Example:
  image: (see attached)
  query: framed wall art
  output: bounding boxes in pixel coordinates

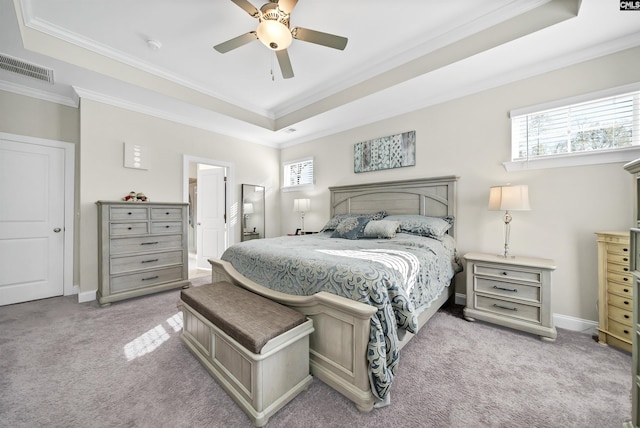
[354,130,416,173]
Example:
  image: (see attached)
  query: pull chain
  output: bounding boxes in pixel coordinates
[270,52,275,81]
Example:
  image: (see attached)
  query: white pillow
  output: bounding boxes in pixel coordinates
[363,220,401,239]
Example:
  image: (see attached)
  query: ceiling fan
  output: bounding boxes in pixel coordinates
[213,0,348,79]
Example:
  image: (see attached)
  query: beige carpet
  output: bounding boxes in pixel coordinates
[0,280,632,427]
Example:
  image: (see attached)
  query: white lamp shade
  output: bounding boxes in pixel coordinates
[293,198,311,213]
[488,185,531,211]
[243,203,254,214]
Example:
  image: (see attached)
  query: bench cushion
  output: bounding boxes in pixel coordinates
[180,282,307,354]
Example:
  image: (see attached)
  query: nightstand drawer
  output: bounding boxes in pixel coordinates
[607,318,632,342]
[474,295,540,324]
[608,292,632,311]
[475,278,540,303]
[608,305,632,327]
[474,265,541,284]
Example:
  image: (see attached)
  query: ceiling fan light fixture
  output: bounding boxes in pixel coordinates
[256,20,292,51]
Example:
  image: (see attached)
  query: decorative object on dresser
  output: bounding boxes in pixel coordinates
[463,252,557,341]
[96,201,189,306]
[596,231,632,353]
[488,184,531,258]
[293,198,310,232]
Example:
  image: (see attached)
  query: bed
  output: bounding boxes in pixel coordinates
[209,176,460,412]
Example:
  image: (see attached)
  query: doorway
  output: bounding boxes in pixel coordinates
[183,156,235,279]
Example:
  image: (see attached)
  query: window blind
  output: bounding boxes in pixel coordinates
[511,90,639,161]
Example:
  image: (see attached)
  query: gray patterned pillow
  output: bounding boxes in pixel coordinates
[320,211,387,232]
[330,216,372,239]
[363,220,401,239]
[384,215,453,240]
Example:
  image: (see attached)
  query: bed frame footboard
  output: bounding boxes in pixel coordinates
[210,258,378,412]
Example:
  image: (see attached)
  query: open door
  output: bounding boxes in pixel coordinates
[196,165,226,269]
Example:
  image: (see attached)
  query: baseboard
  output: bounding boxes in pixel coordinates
[453,294,598,335]
[77,288,97,303]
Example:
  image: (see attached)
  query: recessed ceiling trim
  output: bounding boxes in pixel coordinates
[0,79,77,107]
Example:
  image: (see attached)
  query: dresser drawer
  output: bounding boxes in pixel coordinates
[607,243,630,256]
[110,234,183,255]
[608,318,632,343]
[110,207,148,221]
[608,292,632,311]
[110,222,149,236]
[474,264,541,284]
[151,207,183,220]
[110,250,183,275]
[474,295,540,324]
[607,252,631,267]
[151,222,183,234]
[608,271,633,286]
[111,266,184,293]
[475,278,540,303]
[608,305,633,327]
[608,281,633,299]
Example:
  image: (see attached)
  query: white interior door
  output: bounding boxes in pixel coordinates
[0,139,65,306]
[196,166,226,269]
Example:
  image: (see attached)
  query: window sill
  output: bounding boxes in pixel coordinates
[281,184,315,193]
[503,147,640,171]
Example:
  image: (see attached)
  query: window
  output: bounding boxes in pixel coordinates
[282,157,314,191]
[506,85,640,171]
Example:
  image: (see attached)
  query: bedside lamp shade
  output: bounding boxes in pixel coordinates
[488,185,530,258]
[293,198,311,231]
[488,185,531,212]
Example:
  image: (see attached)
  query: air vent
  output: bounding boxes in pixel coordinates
[0,53,54,84]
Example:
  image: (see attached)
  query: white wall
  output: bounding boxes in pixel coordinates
[280,46,640,322]
[78,99,280,293]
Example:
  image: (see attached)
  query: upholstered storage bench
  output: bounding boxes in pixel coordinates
[178,281,314,427]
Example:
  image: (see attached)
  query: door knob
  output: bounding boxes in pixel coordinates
[53,228,62,233]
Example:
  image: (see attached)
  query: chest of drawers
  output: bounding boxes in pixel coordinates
[463,252,557,341]
[97,201,189,306]
[596,231,632,352]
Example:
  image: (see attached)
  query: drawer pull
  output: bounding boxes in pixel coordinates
[127,227,132,230]
[624,330,630,335]
[166,212,170,215]
[625,314,630,319]
[142,275,159,281]
[624,268,629,272]
[624,258,629,262]
[141,259,159,264]
[141,242,159,245]
[501,271,508,276]
[493,303,517,311]
[166,225,170,228]
[624,288,630,293]
[493,285,517,293]
[624,277,629,282]
[624,248,629,252]
[128,212,132,215]
[625,300,630,305]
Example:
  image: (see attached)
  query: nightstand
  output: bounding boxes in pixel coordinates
[463,252,557,341]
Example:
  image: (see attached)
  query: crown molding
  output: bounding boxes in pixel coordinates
[0,79,78,107]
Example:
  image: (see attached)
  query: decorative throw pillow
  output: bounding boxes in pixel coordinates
[330,216,372,239]
[363,220,401,239]
[320,211,387,232]
[384,215,453,240]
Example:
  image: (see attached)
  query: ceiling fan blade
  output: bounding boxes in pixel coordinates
[275,49,294,79]
[277,0,298,14]
[213,31,258,53]
[291,27,348,50]
[230,0,260,18]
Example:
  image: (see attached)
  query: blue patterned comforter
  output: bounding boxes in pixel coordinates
[220,232,462,401]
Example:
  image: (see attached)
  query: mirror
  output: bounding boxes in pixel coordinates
[241,184,265,241]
